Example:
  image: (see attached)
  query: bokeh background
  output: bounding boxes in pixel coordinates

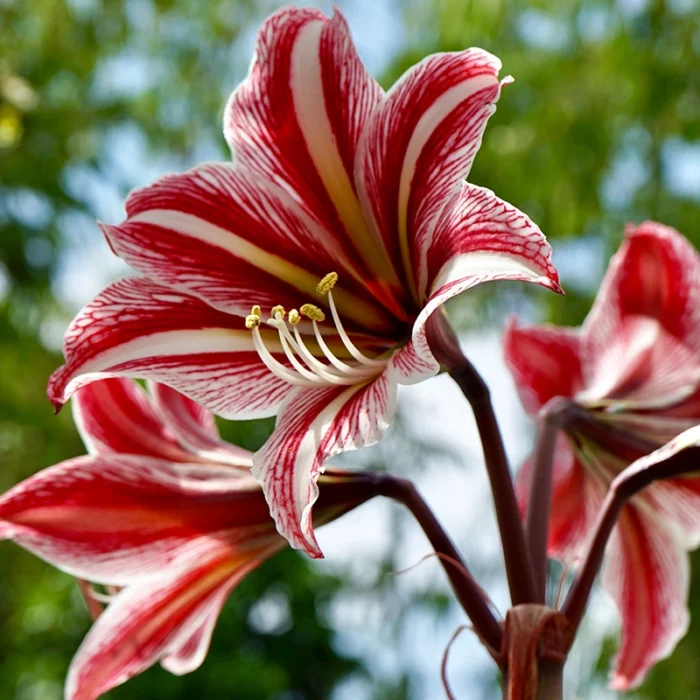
[2,0,700,698]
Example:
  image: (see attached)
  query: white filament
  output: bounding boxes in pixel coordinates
[252,327,320,387]
[251,306,387,388]
[327,290,387,367]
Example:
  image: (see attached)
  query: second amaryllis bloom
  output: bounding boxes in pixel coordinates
[504,221,700,689]
[47,6,560,556]
[0,378,379,700]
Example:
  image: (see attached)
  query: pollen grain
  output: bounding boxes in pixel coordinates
[245,314,261,329]
[300,303,326,322]
[288,309,301,325]
[316,272,338,297]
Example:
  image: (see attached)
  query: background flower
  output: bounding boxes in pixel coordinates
[0,379,380,699]
[506,222,700,689]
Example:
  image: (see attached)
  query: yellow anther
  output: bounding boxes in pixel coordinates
[245,314,261,329]
[271,304,286,319]
[316,271,338,297]
[300,303,326,323]
[288,309,301,325]
[251,305,262,318]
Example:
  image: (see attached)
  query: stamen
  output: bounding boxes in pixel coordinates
[300,303,326,323]
[309,320,364,374]
[316,271,338,296]
[270,317,367,386]
[295,329,377,382]
[246,274,389,389]
[326,288,385,367]
[245,314,261,329]
[250,326,319,387]
[271,319,327,382]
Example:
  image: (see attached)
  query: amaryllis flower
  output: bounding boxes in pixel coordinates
[0,378,379,700]
[48,6,560,557]
[504,221,700,689]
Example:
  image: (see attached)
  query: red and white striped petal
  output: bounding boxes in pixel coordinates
[602,505,690,690]
[252,373,397,557]
[72,379,193,462]
[388,338,440,385]
[148,382,252,469]
[610,424,700,549]
[48,277,290,420]
[65,541,279,700]
[356,49,504,294]
[580,315,700,408]
[583,221,700,363]
[639,477,700,550]
[400,184,561,385]
[0,454,271,585]
[159,583,235,676]
[103,162,387,330]
[503,318,583,416]
[225,8,390,283]
[516,436,605,563]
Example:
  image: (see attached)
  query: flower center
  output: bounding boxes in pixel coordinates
[245,273,387,387]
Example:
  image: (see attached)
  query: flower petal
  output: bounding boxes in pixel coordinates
[252,373,397,557]
[608,424,700,549]
[583,221,700,362]
[0,454,271,585]
[579,315,700,408]
[65,542,277,700]
[356,49,504,293]
[148,382,252,469]
[159,586,233,676]
[503,317,582,415]
[603,505,689,690]
[224,8,395,284]
[48,277,290,419]
[103,162,388,330]
[400,184,561,385]
[72,378,193,462]
[387,338,440,385]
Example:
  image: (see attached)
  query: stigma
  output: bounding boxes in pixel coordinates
[245,274,387,387]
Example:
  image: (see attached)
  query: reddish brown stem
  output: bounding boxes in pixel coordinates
[426,313,537,606]
[502,662,564,700]
[500,604,571,700]
[560,488,622,631]
[526,397,574,604]
[374,473,503,652]
[562,445,700,632]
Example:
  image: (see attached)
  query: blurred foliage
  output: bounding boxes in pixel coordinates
[1,0,700,698]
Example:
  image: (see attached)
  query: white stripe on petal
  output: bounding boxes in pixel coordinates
[252,375,397,556]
